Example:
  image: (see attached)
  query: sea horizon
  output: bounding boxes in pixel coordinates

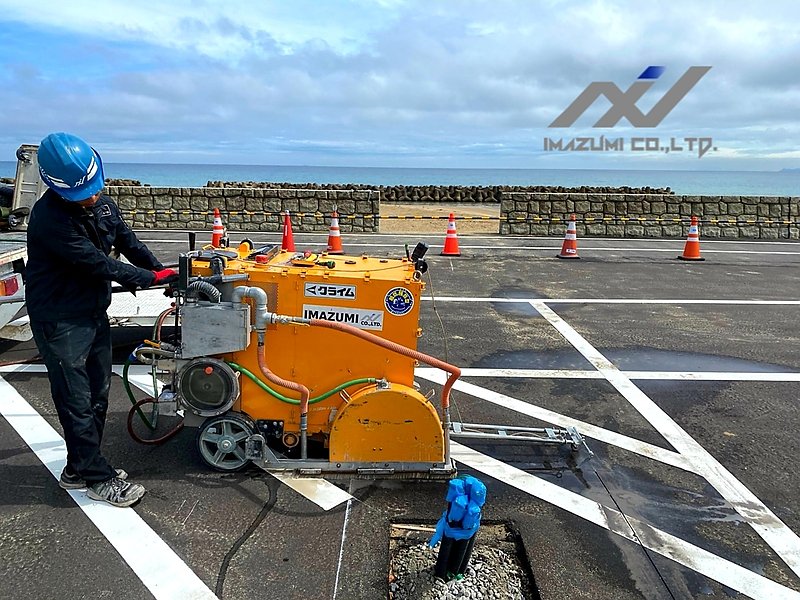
[1,161,798,196]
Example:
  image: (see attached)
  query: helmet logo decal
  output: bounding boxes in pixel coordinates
[39,168,71,189]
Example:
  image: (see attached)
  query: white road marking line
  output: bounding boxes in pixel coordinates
[452,442,800,600]
[0,377,217,600]
[431,367,800,382]
[0,364,47,373]
[415,370,693,472]
[541,299,800,304]
[134,236,800,255]
[5,363,354,512]
[133,232,800,256]
[617,371,800,381]
[0,364,161,392]
[332,482,354,600]
[422,297,800,304]
[111,365,161,396]
[269,473,353,511]
[9,364,795,384]
[136,232,800,246]
[530,300,800,580]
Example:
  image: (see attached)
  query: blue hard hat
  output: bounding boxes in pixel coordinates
[37,132,105,201]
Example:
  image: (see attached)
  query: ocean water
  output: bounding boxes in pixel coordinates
[1,161,798,196]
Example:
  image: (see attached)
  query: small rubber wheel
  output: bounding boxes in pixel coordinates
[196,412,254,472]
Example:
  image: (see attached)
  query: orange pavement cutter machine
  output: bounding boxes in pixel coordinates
[128,241,592,477]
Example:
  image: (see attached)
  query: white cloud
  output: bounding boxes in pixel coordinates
[0,0,397,57]
[1,0,799,168]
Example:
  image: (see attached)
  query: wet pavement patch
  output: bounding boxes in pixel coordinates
[602,347,797,373]
[473,348,593,370]
[388,522,537,599]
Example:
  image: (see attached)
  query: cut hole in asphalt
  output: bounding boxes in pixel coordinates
[388,521,538,600]
[490,287,547,318]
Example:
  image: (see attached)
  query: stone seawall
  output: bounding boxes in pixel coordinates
[101,185,800,239]
[500,193,800,239]
[104,187,380,232]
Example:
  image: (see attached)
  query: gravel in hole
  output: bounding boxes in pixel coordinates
[389,523,536,599]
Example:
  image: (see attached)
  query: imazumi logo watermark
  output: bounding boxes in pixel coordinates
[545,66,716,158]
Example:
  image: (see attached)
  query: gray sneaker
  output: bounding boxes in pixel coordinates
[59,468,128,490]
[87,477,146,507]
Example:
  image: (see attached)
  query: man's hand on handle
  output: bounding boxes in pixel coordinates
[151,268,179,286]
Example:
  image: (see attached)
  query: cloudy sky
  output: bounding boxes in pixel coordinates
[0,0,798,170]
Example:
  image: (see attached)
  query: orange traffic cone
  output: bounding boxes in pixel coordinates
[678,215,705,261]
[211,207,225,248]
[281,211,296,251]
[326,210,344,254]
[440,213,461,256]
[556,214,580,259]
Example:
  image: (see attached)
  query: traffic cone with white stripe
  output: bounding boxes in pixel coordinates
[211,207,226,248]
[440,213,461,256]
[281,211,296,251]
[678,215,705,261]
[326,210,344,254]
[556,214,580,259]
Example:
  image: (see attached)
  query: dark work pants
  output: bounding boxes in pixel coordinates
[31,315,116,484]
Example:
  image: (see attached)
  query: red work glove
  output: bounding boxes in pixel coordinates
[151,268,179,286]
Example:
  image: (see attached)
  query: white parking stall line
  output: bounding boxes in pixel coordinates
[529,300,800,581]
[422,296,800,305]
[112,364,161,396]
[449,368,604,379]
[452,442,800,600]
[0,377,218,600]
[621,371,800,381]
[269,473,354,511]
[132,235,800,255]
[7,363,352,512]
[0,363,47,374]
[415,369,693,472]
[136,232,800,245]
[444,367,800,382]
[14,364,793,383]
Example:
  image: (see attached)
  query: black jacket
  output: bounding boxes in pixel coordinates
[26,190,163,321]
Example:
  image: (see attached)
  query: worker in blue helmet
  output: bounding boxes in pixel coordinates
[26,132,178,507]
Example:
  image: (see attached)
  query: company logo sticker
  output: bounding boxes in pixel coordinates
[384,287,414,316]
[304,283,356,299]
[302,304,383,330]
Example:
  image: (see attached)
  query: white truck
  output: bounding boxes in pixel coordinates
[0,239,27,340]
[0,145,43,340]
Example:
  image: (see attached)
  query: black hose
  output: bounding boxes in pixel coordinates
[187,280,222,302]
[215,478,279,598]
[126,397,184,445]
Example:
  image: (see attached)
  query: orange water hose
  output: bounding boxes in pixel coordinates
[307,319,461,409]
[256,337,311,457]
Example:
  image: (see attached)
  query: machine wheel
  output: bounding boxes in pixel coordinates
[197,412,254,472]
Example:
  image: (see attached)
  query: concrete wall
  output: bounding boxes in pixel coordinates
[104,187,380,232]
[499,193,800,239]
